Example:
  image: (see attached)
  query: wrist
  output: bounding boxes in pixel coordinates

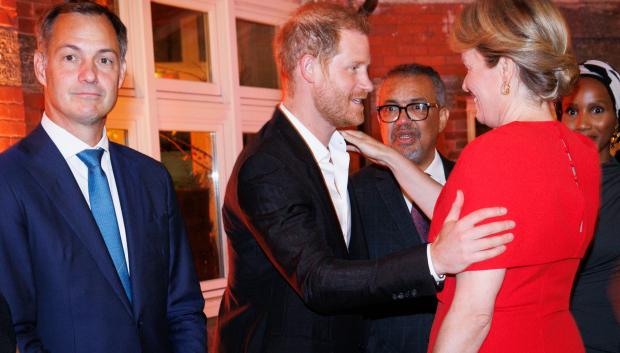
[428,243,443,275]
[427,244,446,283]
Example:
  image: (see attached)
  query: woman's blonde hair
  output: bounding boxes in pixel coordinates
[450,0,578,101]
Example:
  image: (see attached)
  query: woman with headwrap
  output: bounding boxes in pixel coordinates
[561,59,620,353]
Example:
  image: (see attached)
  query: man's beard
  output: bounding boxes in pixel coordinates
[391,123,424,164]
[313,81,365,128]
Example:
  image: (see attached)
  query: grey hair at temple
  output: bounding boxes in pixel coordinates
[37,0,128,60]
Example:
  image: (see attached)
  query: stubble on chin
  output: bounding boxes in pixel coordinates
[313,80,367,128]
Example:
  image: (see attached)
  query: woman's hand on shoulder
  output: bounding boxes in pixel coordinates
[340,129,398,168]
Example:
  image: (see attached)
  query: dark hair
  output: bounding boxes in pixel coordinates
[274,2,369,92]
[383,63,447,107]
[38,0,127,60]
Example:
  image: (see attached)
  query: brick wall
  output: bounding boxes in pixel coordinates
[0,0,24,151]
[367,2,468,161]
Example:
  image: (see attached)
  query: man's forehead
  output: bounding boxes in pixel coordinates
[48,13,117,42]
[379,75,435,101]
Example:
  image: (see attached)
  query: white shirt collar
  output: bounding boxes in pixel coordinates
[425,149,446,185]
[279,103,347,163]
[41,113,109,160]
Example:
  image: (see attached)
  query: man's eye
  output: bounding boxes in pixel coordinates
[100,57,113,65]
[412,103,426,111]
[64,55,77,62]
[592,106,605,114]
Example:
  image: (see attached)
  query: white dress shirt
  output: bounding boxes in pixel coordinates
[279,104,352,247]
[41,114,130,271]
[402,150,447,283]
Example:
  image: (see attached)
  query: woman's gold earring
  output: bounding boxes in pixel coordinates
[610,128,620,148]
[501,82,510,95]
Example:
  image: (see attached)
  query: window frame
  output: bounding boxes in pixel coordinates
[110,0,298,319]
[150,0,224,97]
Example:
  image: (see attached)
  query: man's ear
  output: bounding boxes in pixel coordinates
[118,60,127,89]
[299,54,318,84]
[438,107,450,132]
[34,51,47,87]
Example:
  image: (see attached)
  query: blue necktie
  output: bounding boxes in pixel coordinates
[77,148,132,302]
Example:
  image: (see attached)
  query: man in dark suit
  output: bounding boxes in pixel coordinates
[0,293,15,353]
[0,2,206,352]
[351,64,454,353]
[215,3,514,353]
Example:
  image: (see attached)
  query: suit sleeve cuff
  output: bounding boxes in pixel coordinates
[427,244,446,285]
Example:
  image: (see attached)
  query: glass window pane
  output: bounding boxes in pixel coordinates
[159,131,222,281]
[106,128,128,146]
[236,19,279,89]
[151,2,212,82]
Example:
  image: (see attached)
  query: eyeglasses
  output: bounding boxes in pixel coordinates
[376,102,440,123]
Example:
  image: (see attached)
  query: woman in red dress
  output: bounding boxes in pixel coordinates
[343,0,601,351]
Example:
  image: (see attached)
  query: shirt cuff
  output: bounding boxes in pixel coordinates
[427,244,446,284]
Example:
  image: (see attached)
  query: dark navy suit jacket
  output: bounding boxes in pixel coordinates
[0,125,206,353]
[0,293,14,353]
[350,156,454,353]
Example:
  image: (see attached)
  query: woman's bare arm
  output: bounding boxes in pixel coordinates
[432,269,506,353]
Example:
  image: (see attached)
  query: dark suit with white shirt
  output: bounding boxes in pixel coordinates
[350,154,454,353]
[215,108,442,353]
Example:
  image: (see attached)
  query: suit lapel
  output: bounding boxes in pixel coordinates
[440,153,455,177]
[20,126,133,315]
[347,184,368,259]
[374,167,423,246]
[273,111,350,257]
[109,144,144,315]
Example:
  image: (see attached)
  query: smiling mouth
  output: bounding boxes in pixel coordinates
[72,92,102,100]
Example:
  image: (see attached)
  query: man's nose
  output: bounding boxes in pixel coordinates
[78,61,98,84]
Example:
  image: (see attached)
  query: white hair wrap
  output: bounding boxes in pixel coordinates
[579,59,620,121]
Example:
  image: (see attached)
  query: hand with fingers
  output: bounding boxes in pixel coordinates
[340,129,398,167]
[430,190,515,276]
